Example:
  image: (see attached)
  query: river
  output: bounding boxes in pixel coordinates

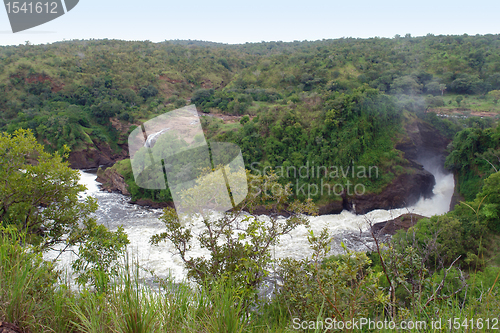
[45,162,455,283]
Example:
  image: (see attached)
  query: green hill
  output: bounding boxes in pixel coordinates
[1,35,500,204]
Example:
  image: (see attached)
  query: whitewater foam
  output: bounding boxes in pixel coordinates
[45,165,455,282]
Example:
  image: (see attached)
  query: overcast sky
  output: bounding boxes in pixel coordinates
[1,0,500,45]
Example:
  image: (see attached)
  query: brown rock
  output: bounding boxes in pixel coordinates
[96,167,130,195]
[371,213,426,236]
[342,116,450,215]
[318,200,344,215]
[69,148,113,169]
[396,118,450,161]
[351,167,435,215]
[243,200,343,217]
[128,199,174,209]
[244,204,291,217]
[69,142,128,169]
[449,171,465,211]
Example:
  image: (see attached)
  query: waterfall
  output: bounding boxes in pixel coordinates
[45,161,455,283]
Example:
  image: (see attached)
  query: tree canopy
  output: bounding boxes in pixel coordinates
[0,129,97,249]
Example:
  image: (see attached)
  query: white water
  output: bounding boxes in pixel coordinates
[45,164,455,283]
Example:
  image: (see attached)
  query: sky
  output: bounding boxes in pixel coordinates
[1,0,500,45]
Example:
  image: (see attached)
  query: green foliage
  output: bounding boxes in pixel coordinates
[4,36,500,206]
[423,112,463,139]
[0,129,96,249]
[151,171,317,308]
[474,171,500,232]
[0,129,129,295]
[109,259,161,333]
[213,88,404,202]
[0,224,499,333]
[3,37,500,331]
[201,279,245,333]
[0,227,76,332]
[390,75,422,95]
[138,84,159,100]
[488,89,500,104]
[71,219,129,293]
[3,35,499,158]
[392,171,500,272]
[0,227,58,324]
[425,95,445,107]
[445,125,500,200]
[277,229,385,322]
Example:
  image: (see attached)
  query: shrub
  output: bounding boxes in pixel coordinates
[151,171,317,309]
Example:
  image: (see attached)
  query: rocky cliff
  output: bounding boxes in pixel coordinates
[395,117,450,162]
[371,213,426,236]
[350,166,435,214]
[69,142,128,169]
[349,117,450,215]
[68,118,135,169]
[96,167,130,195]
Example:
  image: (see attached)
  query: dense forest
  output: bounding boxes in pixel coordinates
[2,35,500,332]
[1,34,500,204]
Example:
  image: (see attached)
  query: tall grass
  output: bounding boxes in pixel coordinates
[1,227,499,333]
[0,227,76,332]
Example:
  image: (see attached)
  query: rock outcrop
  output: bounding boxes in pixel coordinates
[344,117,450,215]
[371,213,426,236]
[128,199,174,209]
[449,172,465,211]
[96,167,130,195]
[244,198,344,217]
[90,117,451,216]
[318,200,344,215]
[69,142,128,169]
[351,165,435,214]
[395,117,450,161]
[69,118,136,169]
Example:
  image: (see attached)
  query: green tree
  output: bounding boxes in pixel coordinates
[151,170,317,305]
[451,74,480,95]
[71,219,129,292]
[439,84,447,96]
[277,229,385,321]
[488,90,500,104]
[390,76,422,95]
[0,129,96,249]
[476,171,500,232]
[0,129,128,282]
[424,81,441,95]
[138,85,158,99]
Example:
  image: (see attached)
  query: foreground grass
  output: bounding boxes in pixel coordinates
[1,229,500,333]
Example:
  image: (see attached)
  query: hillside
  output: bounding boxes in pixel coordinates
[1,35,500,207]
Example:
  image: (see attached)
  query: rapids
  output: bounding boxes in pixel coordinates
[45,161,455,283]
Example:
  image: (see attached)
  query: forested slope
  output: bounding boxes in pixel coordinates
[1,35,500,206]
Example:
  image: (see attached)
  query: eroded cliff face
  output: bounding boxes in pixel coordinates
[96,167,130,195]
[449,173,465,211]
[348,117,450,215]
[371,213,426,236]
[68,118,133,169]
[69,145,126,169]
[350,166,435,214]
[395,117,450,162]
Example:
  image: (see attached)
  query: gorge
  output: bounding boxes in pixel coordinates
[46,147,455,283]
